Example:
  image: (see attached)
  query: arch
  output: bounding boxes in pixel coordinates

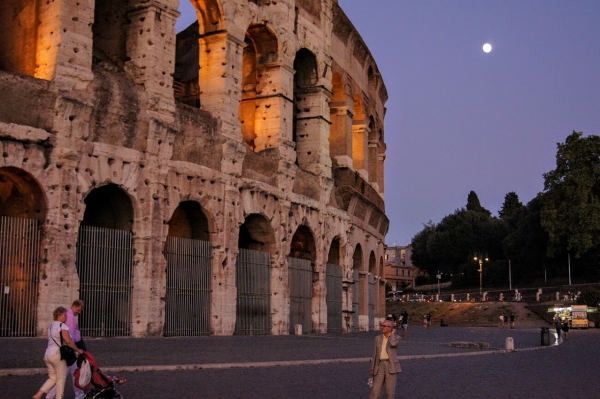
[289,225,316,261]
[167,201,210,241]
[236,213,274,335]
[0,167,46,337]
[93,0,129,68]
[82,184,134,231]
[239,24,279,150]
[0,167,47,221]
[352,243,363,271]
[369,251,377,275]
[77,184,134,337]
[164,201,212,336]
[190,0,225,35]
[293,48,319,166]
[327,236,341,265]
[238,213,276,254]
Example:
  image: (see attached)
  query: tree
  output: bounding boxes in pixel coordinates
[499,192,523,220]
[466,191,491,215]
[541,131,600,258]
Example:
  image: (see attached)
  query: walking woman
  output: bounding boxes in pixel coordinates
[33,306,84,399]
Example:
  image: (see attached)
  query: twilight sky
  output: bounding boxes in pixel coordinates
[176,1,600,246]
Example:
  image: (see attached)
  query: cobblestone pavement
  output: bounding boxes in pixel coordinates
[2,326,598,398]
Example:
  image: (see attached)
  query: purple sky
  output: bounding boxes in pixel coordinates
[176,1,600,246]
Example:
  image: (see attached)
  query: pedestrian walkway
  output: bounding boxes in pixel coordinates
[1,325,555,377]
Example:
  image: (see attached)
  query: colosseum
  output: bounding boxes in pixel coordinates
[0,0,388,337]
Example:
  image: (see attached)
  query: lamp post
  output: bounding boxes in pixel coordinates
[474,254,489,295]
[436,272,441,297]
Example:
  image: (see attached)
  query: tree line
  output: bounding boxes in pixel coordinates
[410,131,600,289]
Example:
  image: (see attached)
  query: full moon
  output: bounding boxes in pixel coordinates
[483,43,492,53]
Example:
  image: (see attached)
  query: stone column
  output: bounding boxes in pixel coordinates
[295,86,333,177]
[329,105,354,168]
[125,1,180,122]
[352,123,369,180]
[36,0,94,90]
[199,32,245,142]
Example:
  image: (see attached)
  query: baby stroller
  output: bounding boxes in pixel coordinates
[73,351,126,399]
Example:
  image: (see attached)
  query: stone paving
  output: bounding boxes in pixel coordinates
[2,326,598,398]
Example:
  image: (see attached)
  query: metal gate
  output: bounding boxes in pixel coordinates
[76,226,133,337]
[368,273,375,331]
[326,263,343,333]
[289,257,312,334]
[235,248,271,335]
[352,269,359,332]
[164,236,211,336]
[0,216,41,337]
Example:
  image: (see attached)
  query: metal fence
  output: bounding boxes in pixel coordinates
[0,216,40,337]
[164,236,212,336]
[352,269,359,332]
[289,257,312,334]
[235,248,271,335]
[368,273,375,331]
[76,226,133,337]
[326,263,343,333]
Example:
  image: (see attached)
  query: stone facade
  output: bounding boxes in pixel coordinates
[0,0,388,337]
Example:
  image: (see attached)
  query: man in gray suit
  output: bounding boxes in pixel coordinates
[369,320,401,399]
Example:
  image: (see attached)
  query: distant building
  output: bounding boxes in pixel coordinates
[384,245,427,291]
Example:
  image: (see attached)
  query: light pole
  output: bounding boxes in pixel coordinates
[474,254,489,295]
[436,272,441,297]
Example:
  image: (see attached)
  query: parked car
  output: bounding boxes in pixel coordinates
[386,291,403,301]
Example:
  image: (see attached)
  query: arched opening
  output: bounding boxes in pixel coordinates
[174,21,201,107]
[77,184,134,337]
[289,224,316,334]
[351,244,363,332]
[326,236,343,333]
[293,48,318,166]
[239,25,279,151]
[236,213,275,335]
[0,167,46,337]
[367,65,377,96]
[329,72,353,166]
[164,201,212,336]
[368,251,377,330]
[0,1,38,77]
[93,0,129,69]
[352,93,367,174]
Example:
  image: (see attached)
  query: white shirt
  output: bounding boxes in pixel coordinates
[44,321,70,357]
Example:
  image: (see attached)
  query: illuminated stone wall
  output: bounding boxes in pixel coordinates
[0,0,389,337]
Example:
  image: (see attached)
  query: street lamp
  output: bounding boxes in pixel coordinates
[474,254,489,295]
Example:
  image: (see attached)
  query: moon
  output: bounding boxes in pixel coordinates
[483,43,492,53]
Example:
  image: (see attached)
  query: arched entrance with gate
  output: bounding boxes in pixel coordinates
[351,244,363,332]
[164,201,212,336]
[235,214,275,335]
[288,225,316,334]
[0,167,46,336]
[368,251,377,331]
[326,237,343,333]
[76,184,133,337]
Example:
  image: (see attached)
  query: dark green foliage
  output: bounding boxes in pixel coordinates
[577,288,600,307]
[499,192,523,220]
[541,131,600,258]
[466,191,491,215]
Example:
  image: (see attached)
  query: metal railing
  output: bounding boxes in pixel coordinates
[0,216,40,337]
[235,248,271,335]
[164,236,212,336]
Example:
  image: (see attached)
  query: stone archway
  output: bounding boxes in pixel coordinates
[326,236,343,333]
[288,225,316,334]
[0,167,46,337]
[368,250,377,331]
[164,201,212,336]
[351,243,363,332]
[236,213,275,335]
[76,184,134,337]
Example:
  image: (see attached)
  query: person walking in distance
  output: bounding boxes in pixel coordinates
[47,300,87,399]
[400,311,409,338]
[369,320,401,399]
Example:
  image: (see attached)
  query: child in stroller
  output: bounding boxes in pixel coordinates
[73,351,126,399]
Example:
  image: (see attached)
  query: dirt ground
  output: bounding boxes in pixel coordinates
[386,301,553,328]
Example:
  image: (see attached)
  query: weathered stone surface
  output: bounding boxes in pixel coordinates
[0,0,390,338]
